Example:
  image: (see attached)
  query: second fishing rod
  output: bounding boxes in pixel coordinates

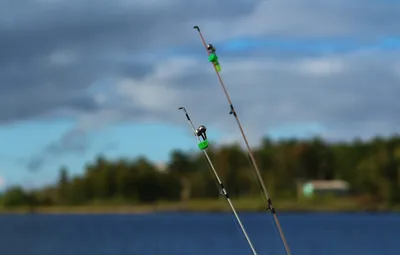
[178,106,258,255]
[193,26,291,255]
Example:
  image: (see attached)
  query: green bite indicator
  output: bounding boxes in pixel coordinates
[198,140,209,150]
[208,53,221,72]
[208,53,218,62]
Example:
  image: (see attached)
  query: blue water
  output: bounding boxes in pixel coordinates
[0,212,399,255]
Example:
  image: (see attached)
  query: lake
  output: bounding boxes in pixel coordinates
[0,212,399,255]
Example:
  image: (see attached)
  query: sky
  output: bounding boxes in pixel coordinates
[1,0,400,190]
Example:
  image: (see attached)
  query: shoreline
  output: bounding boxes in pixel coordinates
[1,209,400,215]
[1,197,400,214]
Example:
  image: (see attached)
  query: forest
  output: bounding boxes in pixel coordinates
[1,135,400,210]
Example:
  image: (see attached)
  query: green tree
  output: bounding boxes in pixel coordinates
[57,166,70,204]
[8,134,400,208]
[3,186,28,207]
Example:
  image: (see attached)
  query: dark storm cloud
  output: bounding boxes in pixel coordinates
[1,0,258,60]
[0,0,259,123]
[232,0,400,39]
[2,0,399,126]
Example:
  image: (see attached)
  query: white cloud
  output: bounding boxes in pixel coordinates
[298,58,344,76]
[48,50,77,66]
[69,47,395,145]
[93,93,107,105]
[394,64,400,78]
[117,79,182,112]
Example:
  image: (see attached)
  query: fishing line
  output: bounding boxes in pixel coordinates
[193,25,291,255]
[178,106,258,255]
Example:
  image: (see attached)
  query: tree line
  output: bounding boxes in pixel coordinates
[1,135,400,207]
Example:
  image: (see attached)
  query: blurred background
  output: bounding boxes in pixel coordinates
[1,0,400,254]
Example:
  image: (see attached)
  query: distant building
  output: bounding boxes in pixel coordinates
[301,179,350,197]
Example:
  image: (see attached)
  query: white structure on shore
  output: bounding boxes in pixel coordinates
[301,179,350,197]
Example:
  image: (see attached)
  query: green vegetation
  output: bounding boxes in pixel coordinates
[1,136,400,213]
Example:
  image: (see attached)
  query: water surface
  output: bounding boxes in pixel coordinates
[0,212,398,255]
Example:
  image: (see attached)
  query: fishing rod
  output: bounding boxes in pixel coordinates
[193,25,292,255]
[178,106,258,255]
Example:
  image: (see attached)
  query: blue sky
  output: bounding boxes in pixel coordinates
[0,120,198,188]
[0,117,327,189]
[1,0,400,189]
